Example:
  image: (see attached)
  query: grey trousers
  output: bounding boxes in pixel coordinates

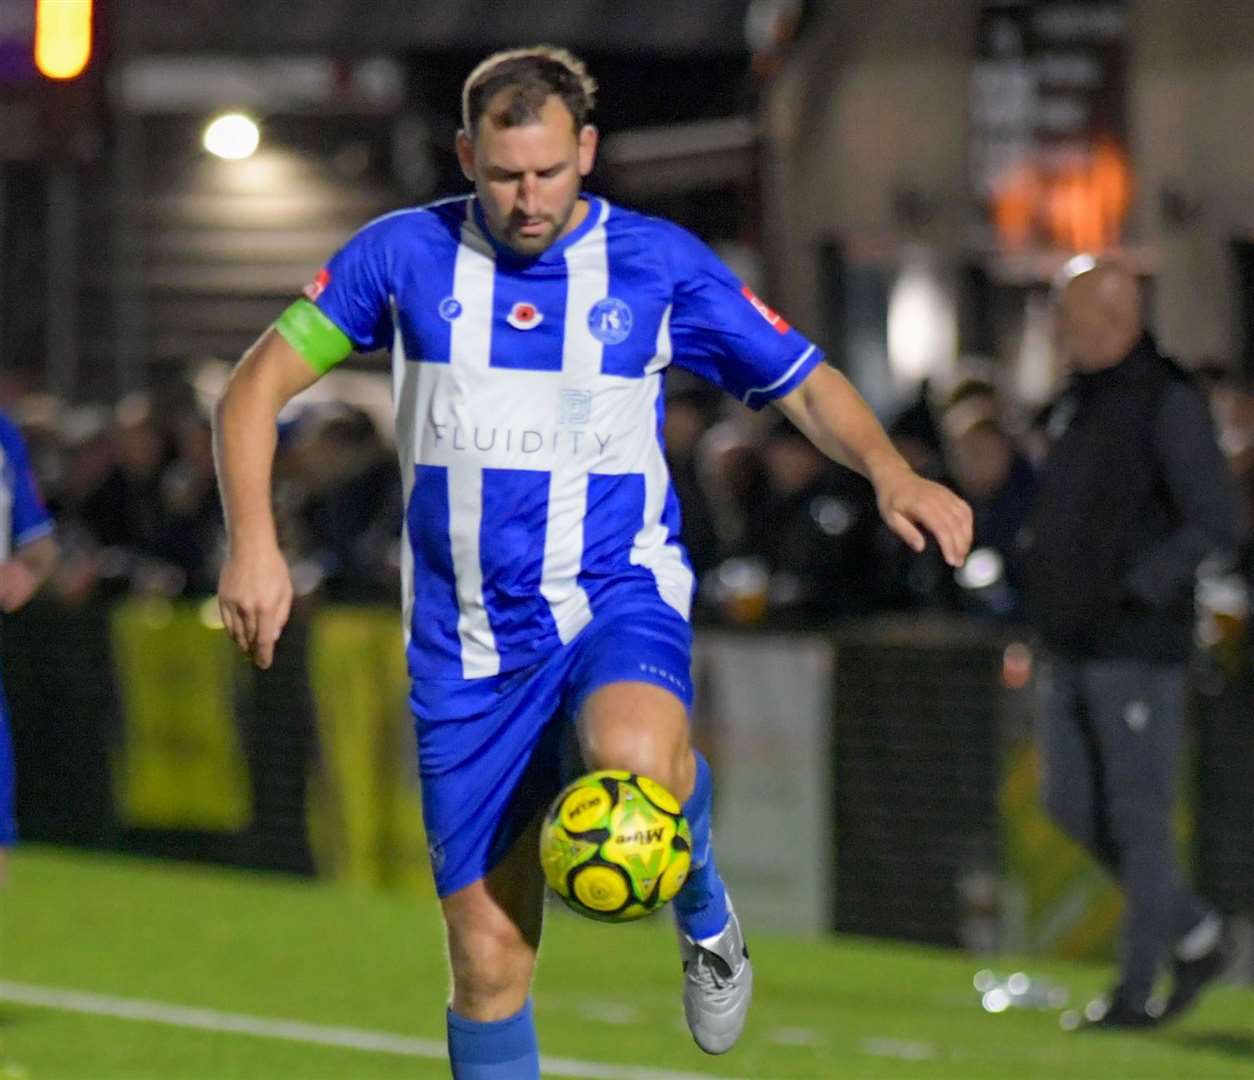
[1038,656,1211,1002]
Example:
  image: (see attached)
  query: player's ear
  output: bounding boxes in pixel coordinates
[455,129,476,182]
[577,124,598,178]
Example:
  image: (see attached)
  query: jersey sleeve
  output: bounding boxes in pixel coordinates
[664,225,823,409]
[278,218,395,373]
[0,419,53,549]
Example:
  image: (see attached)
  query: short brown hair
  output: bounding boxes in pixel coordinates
[461,45,597,135]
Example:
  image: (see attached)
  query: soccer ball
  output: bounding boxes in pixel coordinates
[539,770,692,922]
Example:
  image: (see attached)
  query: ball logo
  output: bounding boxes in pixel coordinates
[438,296,462,321]
[561,786,611,833]
[741,284,791,334]
[588,297,633,345]
[302,268,330,302]
[507,301,544,330]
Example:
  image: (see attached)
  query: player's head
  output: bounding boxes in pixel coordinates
[457,46,599,256]
[1051,254,1144,373]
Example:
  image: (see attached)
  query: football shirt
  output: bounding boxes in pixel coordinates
[294,195,822,679]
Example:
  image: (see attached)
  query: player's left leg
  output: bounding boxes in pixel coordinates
[577,680,751,1055]
[576,681,728,937]
[578,681,694,806]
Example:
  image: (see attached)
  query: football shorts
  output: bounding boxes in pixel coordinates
[410,596,693,896]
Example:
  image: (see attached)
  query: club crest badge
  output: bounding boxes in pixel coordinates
[588,297,632,345]
[507,301,544,330]
[438,297,463,321]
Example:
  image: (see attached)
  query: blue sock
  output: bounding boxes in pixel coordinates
[672,751,730,941]
[446,999,539,1080]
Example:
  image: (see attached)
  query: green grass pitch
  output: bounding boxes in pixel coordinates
[0,846,1248,1078]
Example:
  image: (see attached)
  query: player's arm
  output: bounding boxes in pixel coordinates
[0,532,58,613]
[774,363,973,568]
[214,316,334,669]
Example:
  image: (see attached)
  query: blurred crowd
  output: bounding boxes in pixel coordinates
[4,356,1254,635]
[5,379,401,610]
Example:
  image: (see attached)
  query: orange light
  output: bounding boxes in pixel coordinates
[990,141,1133,253]
[35,0,93,81]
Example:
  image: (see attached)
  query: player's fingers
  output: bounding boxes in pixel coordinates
[914,493,971,567]
[930,507,968,567]
[275,589,293,637]
[941,498,974,567]
[252,608,283,671]
[218,599,250,654]
[955,503,974,563]
[253,639,275,670]
[217,595,235,638]
[239,605,260,650]
[888,511,926,553]
[1,575,33,612]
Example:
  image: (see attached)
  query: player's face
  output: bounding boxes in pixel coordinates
[458,94,598,256]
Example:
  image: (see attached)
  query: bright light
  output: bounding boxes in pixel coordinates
[203,113,260,160]
[886,252,956,390]
[982,988,1012,1014]
[35,0,93,80]
[956,547,1004,591]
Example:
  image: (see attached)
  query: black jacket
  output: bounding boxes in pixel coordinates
[1023,335,1240,661]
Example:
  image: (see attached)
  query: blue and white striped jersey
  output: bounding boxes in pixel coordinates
[0,413,52,562]
[312,195,822,679]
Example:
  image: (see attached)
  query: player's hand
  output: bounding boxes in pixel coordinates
[217,544,293,670]
[874,466,973,568]
[0,558,39,613]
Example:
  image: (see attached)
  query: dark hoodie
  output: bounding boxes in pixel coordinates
[1023,334,1240,661]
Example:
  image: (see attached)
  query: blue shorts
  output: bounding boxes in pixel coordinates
[0,687,15,846]
[410,599,693,897]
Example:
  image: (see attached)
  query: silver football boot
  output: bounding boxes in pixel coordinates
[678,903,753,1054]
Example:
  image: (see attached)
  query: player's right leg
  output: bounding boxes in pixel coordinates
[440,815,547,1078]
[411,664,570,1079]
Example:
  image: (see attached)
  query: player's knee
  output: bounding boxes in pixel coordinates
[584,727,692,801]
[446,917,535,1010]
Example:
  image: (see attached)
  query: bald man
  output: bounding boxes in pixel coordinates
[1023,257,1240,1028]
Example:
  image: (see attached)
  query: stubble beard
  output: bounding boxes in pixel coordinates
[501,198,576,256]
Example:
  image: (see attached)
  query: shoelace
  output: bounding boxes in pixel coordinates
[687,948,739,1000]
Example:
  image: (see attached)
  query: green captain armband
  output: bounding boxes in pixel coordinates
[275,298,354,376]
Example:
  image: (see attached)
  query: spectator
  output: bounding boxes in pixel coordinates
[749,419,880,625]
[1023,256,1240,1028]
[944,414,1035,620]
[153,414,224,597]
[282,406,401,604]
[78,393,172,578]
[662,387,721,583]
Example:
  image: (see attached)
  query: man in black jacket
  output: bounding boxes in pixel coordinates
[1024,257,1240,1029]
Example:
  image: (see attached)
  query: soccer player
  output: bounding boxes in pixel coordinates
[215,46,972,1076]
[0,410,58,887]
